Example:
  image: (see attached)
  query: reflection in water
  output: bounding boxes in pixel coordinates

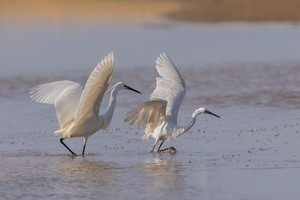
[142,157,211,199]
[0,156,115,199]
[45,159,116,199]
[143,157,183,198]
[58,159,114,181]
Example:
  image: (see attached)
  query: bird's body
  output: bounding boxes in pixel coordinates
[30,53,140,156]
[124,53,220,152]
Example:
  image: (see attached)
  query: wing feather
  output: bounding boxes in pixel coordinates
[124,100,167,128]
[54,84,82,128]
[150,53,186,123]
[29,80,83,129]
[29,80,79,104]
[75,53,114,122]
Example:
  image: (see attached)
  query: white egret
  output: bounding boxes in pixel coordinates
[124,53,220,153]
[29,53,141,156]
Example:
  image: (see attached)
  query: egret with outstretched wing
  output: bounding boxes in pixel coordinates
[124,53,220,152]
[30,53,141,156]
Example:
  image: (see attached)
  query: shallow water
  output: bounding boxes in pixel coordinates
[1,101,300,199]
[1,17,300,200]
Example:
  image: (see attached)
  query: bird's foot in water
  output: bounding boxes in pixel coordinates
[158,146,177,154]
[67,153,78,158]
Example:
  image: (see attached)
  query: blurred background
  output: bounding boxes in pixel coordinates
[3,0,300,22]
[1,0,300,107]
[1,0,300,76]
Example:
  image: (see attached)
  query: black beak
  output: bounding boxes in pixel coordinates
[124,85,141,94]
[205,110,221,118]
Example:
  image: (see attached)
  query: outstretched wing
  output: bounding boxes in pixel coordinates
[150,53,186,123]
[75,53,114,122]
[29,80,83,129]
[124,99,167,128]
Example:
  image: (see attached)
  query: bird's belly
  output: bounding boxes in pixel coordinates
[153,123,174,141]
[66,120,99,138]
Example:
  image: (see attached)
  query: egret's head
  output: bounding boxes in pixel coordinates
[192,107,220,118]
[106,82,141,95]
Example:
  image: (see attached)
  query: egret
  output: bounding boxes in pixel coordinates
[124,53,220,153]
[29,53,141,156]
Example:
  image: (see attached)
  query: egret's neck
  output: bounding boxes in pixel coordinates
[174,115,197,138]
[101,88,118,129]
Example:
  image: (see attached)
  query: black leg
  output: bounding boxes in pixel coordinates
[150,140,159,153]
[60,138,76,156]
[82,143,86,156]
[157,141,165,152]
[82,137,88,156]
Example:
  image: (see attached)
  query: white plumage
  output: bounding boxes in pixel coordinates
[124,53,220,152]
[30,53,141,156]
[30,80,82,130]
